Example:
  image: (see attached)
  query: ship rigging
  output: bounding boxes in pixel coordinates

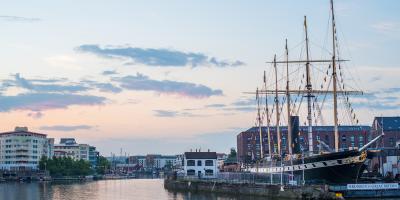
[246,0,383,184]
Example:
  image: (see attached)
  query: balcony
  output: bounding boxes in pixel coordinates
[15,149,29,153]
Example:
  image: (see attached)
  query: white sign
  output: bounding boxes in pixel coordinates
[347,183,399,190]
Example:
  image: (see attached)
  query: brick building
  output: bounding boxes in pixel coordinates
[371,117,400,148]
[237,125,370,163]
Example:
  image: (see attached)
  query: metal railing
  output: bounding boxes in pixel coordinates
[177,172,301,186]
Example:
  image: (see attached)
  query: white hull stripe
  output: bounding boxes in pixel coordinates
[247,153,367,173]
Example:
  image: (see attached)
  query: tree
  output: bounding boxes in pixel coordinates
[96,156,111,174]
[228,148,237,159]
[39,156,93,177]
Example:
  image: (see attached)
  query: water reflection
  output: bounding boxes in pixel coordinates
[0,179,268,200]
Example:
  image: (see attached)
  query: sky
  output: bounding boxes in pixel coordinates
[0,0,399,156]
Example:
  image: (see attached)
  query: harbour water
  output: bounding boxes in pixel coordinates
[0,179,267,200]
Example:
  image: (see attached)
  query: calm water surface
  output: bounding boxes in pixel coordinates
[0,179,267,200]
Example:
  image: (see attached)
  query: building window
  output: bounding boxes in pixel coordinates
[187,169,195,176]
[205,160,213,166]
[197,160,202,166]
[187,160,195,166]
[325,135,329,143]
[350,136,355,147]
[205,169,214,176]
[358,136,364,148]
[389,138,395,147]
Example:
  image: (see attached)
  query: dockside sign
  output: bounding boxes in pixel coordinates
[347,183,399,190]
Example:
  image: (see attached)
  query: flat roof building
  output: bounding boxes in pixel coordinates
[0,127,54,170]
[237,125,370,163]
[183,151,218,178]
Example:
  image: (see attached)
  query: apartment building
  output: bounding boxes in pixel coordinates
[54,138,98,166]
[0,127,54,170]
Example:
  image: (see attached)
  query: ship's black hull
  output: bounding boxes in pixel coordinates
[293,150,366,184]
[252,150,368,184]
[293,161,367,184]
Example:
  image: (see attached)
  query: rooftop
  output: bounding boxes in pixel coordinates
[184,152,217,159]
[374,116,400,131]
[244,125,371,133]
[0,128,47,137]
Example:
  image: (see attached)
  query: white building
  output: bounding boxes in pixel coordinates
[128,155,178,170]
[0,127,54,170]
[54,138,90,161]
[183,151,218,178]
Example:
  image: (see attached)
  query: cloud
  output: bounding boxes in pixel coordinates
[76,44,245,68]
[371,21,400,34]
[223,106,256,112]
[350,89,400,110]
[7,74,122,94]
[232,97,256,106]
[153,109,203,117]
[89,82,122,93]
[205,103,226,108]
[113,73,223,98]
[383,87,400,93]
[27,111,44,119]
[39,125,93,132]
[0,93,106,112]
[11,73,89,93]
[153,110,178,117]
[102,70,118,76]
[0,15,41,22]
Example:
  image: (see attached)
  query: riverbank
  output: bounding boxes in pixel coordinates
[164,178,341,199]
[0,169,163,182]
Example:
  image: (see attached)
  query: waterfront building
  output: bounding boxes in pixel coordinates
[366,117,400,177]
[127,154,179,170]
[115,163,141,173]
[54,138,98,165]
[216,153,227,170]
[174,154,184,169]
[237,125,370,163]
[183,151,218,178]
[89,146,99,166]
[371,117,400,148]
[0,127,54,170]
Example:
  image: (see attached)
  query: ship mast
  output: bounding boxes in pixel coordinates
[248,0,362,156]
[264,71,273,158]
[285,39,293,155]
[274,55,281,155]
[304,16,314,154]
[256,88,264,159]
[331,0,340,152]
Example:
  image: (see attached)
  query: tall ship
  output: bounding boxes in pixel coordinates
[247,0,383,184]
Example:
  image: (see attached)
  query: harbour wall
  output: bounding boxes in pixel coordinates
[164,178,341,200]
